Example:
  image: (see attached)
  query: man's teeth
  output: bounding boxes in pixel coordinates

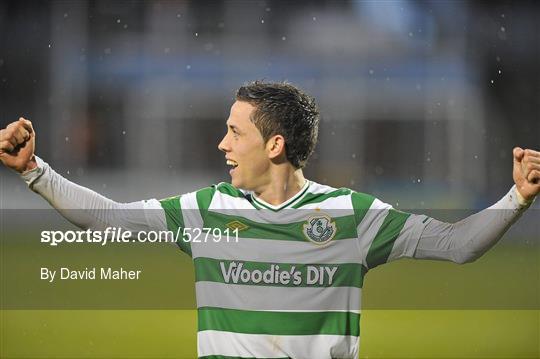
[227,160,238,167]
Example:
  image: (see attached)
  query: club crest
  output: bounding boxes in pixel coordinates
[303,214,337,245]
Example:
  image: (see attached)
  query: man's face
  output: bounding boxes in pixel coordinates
[218,101,270,190]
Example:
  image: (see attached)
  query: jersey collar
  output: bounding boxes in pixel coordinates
[251,180,311,211]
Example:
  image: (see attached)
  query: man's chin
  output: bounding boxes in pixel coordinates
[230,177,241,188]
[231,178,249,190]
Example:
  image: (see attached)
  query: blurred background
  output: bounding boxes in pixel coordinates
[1,0,539,209]
[1,2,539,358]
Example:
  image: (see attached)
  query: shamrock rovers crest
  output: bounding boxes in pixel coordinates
[303,214,337,245]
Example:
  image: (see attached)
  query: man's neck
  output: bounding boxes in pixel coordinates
[254,169,306,206]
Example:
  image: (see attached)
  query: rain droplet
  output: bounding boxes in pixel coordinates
[281,36,286,41]
[63,13,68,18]
[122,130,126,135]
[408,32,413,37]
[195,32,198,37]
[417,178,421,183]
[65,137,69,142]
[177,13,181,18]
[490,79,494,84]
[164,47,170,54]
[351,153,356,159]
[313,16,317,21]
[474,154,478,159]
[66,170,70,174]
[498,69,502,74]
[116,19,121,24]
[369,69,374,75]
[261,19,264,24]
[265,7,271,12]
[500,26,505,32]
[48,44,51,48]
[186,64,191,70]
[123,24,128,29]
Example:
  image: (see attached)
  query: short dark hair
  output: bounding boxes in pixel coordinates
[236,80,320,169]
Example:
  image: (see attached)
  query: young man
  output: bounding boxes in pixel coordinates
[1,81,539,358]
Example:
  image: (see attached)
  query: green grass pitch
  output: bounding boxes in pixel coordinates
[1,234,538,358]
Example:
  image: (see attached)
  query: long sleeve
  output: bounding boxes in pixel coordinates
[20,156,166,232]
[413,186,534,264]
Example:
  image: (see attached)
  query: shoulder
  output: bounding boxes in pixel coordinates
[191,182,251,210]
[300,181,376,208]
[213,182,246,198]
[158,182,245,210]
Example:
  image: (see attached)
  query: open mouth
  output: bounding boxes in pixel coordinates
[226,159,238,174]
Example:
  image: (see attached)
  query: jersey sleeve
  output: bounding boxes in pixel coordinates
[352,191,431,269]
[412,186,531,264]
[152,195,191,256]
[152,185,218,257]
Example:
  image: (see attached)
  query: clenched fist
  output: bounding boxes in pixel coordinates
[0,117,37,173]
[513,147,540,202]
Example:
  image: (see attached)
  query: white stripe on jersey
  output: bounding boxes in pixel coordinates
[197,330,359,359]
[208,187,354,224]
[195,282,361,312]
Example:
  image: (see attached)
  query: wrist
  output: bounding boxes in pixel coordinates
[20,156,38,174]
[515,185,535,206]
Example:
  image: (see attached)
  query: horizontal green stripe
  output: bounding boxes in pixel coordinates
[292,188,351,208]
[366,209,410,269]
[203,212,358,242]
[194,257,366,288]
[160,195,191,256]
[198,307,360,336]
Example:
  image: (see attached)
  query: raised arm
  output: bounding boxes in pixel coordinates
[0,118,165,232]
[413,148,539,264]
[413,186,532,263]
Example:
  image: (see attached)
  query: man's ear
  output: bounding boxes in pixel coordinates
[267,134,286,160]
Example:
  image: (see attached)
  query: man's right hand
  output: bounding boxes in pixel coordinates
[0,117,37,173]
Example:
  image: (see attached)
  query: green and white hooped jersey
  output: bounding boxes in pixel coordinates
[146,180,430,359]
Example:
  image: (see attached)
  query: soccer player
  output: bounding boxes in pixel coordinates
[1,81,539,358]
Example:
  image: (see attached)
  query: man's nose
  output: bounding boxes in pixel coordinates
[218,134,229,153]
